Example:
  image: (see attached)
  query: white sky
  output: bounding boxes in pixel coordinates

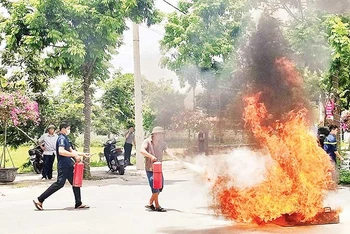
[110,0,181,89]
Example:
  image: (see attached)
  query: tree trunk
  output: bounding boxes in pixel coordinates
[83,75,92,179]
[192,85,196,111]
[332,74,341,144]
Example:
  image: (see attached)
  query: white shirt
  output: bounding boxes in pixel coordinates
[38,133,58,155]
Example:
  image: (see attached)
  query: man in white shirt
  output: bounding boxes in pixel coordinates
[38,125,58,180]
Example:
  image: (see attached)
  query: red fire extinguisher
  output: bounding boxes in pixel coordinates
[153,162,162,189]
[73,162,84,187]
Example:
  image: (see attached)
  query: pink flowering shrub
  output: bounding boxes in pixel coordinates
[0,91,40,126]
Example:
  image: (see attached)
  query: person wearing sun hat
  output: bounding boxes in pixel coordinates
[38,124,58,180]
[140,126,170,212]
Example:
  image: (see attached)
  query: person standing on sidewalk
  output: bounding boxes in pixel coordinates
[324,124,344,185]
[124,126,135,166]
[33,122,89,210]
[140,126,171,212]
[38,125,58,180]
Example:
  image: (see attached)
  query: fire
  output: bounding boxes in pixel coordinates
[211,83,335,224]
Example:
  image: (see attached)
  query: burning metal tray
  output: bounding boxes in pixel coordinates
[272,207,340,226]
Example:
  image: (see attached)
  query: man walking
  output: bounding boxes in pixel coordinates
[124,125,135,166]
[38,125,58,180]
[33,122,89,210]
[324,124,344,185]
[140,126,171,212]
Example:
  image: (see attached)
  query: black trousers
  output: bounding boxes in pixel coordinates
[38,165,82,207]
[42,154,55,179]
[124,143,132,164]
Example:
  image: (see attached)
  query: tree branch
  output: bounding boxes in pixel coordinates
[297,0,305,20]
[280,0,301,22]
[14,125,37,145]
[50,44,68,49]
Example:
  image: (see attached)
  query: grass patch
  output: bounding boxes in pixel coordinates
[90,161,107,167]
[1,146,105,173]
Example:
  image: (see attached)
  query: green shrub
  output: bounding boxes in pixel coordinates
[339,170,350,184]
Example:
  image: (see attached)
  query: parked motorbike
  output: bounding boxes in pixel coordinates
[103,139,125,175]
[28,146,44,174]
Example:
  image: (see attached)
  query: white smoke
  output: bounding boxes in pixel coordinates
[180,147,274,190]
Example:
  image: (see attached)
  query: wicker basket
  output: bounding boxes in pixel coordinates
[0,168,18,182]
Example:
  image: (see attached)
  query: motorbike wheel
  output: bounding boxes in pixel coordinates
[118,166,125,175]
[110,159,118,172]
[33,162,43,174]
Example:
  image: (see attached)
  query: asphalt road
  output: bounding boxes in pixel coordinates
[1,161,349,234]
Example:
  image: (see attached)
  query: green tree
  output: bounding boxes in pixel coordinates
[0,0,160,177]
[101,73,135,127]
[40,79,85,142]
[325,16,350,109]
[143,78,185,129]
[160,0,250,89]
[100,73,184,133]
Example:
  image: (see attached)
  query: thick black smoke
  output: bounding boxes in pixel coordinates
[239,14,309,123]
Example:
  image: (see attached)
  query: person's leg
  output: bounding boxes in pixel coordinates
[128,144,133,164]
[153,193,160,207]
[66,166,82,207]
[42,155,49,179]
[48,154,55,179]
[123,143,128,164]
[37,167,67,203]
[153,191,165,212]
[155,174,164,209]
[149,193,155,206]
[146,171,155,209]
[146,171,165,211]
[124,143,132,165]
[334,160,339,185]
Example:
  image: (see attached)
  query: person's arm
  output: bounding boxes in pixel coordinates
[333,140,344,161]
[69,147,91,158]
[125,131,130,139]
[332,137,344,161]
[39,144,45,151]
[335,151,344,161]
[38,135,45,151]
[165,148,177,161]
[163,142,176,160]
[58,146,81,161]
[140,141,157,162]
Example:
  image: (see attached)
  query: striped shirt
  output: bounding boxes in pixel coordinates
[324,134,337,162]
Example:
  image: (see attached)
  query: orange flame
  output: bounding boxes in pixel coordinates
[211,93,334,224]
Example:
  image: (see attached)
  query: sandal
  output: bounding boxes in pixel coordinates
[33,200,43,211]
[75,204,90,209]
[145,204,155,211]
[155,207,166,212]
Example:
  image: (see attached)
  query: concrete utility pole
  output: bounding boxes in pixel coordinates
[133,22,144,170]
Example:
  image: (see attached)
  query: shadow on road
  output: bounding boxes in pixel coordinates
[34,207,91,212]
[116,179,189,186]
[160,223,316,234]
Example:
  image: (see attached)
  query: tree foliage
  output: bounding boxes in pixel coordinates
[160,0,250,88]
[325,15,350,109]
[143,79,185,128]
[0,0,161,176]
[100,73,185,133]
